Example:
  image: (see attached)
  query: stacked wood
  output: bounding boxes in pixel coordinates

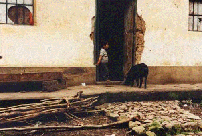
[0,92,138,132]
[0,91,98,124]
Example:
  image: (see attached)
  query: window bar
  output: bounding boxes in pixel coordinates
[6,0,8,24]
[23,0,25,24]
[193,1,194,30]
[197,0,199,31]
[16,0,18,24]
[32,0,34,25]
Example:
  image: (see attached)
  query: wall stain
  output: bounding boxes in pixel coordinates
[162,61,171,66]
[2,28,16,34]
[172,0,182,8]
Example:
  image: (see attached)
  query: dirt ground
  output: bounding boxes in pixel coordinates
[0,100,201,136]
[0,112,130,136]
[0,83,201,136]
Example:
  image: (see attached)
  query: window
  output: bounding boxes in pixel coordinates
[0,0,34,25]
[189,0,202,31]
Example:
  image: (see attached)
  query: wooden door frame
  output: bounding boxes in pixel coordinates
[94,0,137,82]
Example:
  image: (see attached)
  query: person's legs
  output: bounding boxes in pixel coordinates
[100,63,109,81]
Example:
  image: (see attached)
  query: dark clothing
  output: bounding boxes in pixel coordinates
[99,63,109,81]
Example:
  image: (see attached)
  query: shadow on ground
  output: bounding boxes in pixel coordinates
[0,82,43,93]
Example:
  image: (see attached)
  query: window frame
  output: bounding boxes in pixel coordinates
[189,0,202,32]
[0,0,34,25]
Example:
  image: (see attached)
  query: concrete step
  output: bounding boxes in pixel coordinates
[96,81,122,85]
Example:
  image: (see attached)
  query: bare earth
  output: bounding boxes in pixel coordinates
[0,83,201,100]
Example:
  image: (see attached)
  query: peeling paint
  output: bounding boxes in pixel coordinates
[135,14,146,64]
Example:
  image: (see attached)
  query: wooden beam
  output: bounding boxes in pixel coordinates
[0,72,63,82]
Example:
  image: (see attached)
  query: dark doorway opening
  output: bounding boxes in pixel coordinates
[95,0,136,81]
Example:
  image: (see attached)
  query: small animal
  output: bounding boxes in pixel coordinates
[122,63,148,89]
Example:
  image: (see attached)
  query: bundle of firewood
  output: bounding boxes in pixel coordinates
[0,91,98,124]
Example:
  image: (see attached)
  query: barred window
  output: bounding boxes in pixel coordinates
[0,0,34,25]
[189,0,202,31]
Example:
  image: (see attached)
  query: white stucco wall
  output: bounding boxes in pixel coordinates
[0,0,95,67]
[0,0,201,67]
[138,0,202,66]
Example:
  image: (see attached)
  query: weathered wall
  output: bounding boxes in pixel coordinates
[138,0,202,66]
[135,14,146,64]
[0,67,96,86]
[1,0,201,67]
[148,66,202,84]
[0,0,201,85]
[0,0,95,67]
[0,66,201,85]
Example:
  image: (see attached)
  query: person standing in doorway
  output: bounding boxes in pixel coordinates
[95,42,110,81]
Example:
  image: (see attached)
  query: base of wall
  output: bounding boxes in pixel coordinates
[0,66,201,86]
[148,66,202,84]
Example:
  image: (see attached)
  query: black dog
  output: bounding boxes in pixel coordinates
[122,63,148,89]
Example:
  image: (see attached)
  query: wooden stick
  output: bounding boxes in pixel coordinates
[0,108,66,124]
[0,99,64,113]
[0,92,98,124]
[64,113,84,125]
[73,109,104,114]
[70,96,98,105]
[0,103,67,118]
[0,117,134,131]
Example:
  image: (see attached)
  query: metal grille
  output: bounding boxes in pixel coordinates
[189,0,202,31]
[0,0,34,25]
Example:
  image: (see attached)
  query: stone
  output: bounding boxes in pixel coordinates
[196,132,202,135]
[114,107,120,111]
[162,121,173,129]
[137,112,144,119]
[178,109,185,114]
[169,110,177,114]
[107,105,115,110]
[144,119,153,123]
[161,116,171,121]
[159,111,167,114]
[129,121,141,128]
[181,122,198,130]
[107,112,119,120]
[148,121,163,131]
[119,105,128,110]
[187,132,194,135]
[172,120,181,126]
[129,112,139,119]
[117,115,129,122]
[147,115,154,120]
[145,131,156,136]
[197,120,202,129]
[165,123,173,129]
[118,109,124,113]
[187,113,201,120]
[101,100,202,135]
[132,126,145,134]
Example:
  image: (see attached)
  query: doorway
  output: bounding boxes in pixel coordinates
[95,0,136,81]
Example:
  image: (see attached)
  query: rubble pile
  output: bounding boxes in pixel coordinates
[96,101,202,135]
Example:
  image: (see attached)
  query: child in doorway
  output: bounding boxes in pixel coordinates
[95,42,109,81]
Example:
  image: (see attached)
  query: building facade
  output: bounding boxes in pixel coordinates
[0,0,201,85]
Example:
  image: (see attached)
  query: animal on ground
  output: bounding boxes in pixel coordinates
[122,63,149,89]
